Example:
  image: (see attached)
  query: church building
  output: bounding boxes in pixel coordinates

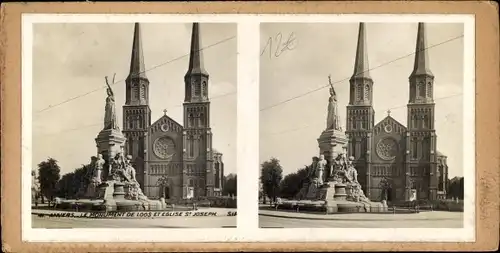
[345,23,449,202]
[121,23,225,200]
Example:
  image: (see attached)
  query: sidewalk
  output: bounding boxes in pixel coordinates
[259,209,462,221]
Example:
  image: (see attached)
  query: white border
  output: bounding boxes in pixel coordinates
[22,14,475,242]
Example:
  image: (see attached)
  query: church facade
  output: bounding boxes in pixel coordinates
[344,23,448,202]
[121,23,224,200]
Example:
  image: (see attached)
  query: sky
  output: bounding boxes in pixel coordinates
[32,23,237,176]
[259,22,465,178]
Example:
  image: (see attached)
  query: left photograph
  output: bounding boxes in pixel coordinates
[30,22,237,228]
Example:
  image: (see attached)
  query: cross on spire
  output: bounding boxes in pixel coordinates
[163,109,168,115]
[387,109,391,116]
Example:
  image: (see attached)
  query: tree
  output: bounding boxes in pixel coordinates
[279,165,310,199]
[56,164,91,199]
[223,173,237,197]
[37,158,61,202]
[260,158,283,203]
[447,176,464,200]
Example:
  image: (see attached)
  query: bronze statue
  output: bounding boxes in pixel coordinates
[104,74,119,130]
[326,75,342,131]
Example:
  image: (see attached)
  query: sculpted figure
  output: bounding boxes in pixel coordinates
[122,154,148,201]
[110,152,127,182]
[326,75,342,131]
[308,156,319,180]
[332,153,348,183]
[345,156,358,184]
[104,74,119,130]
[94,154,105,184]
[316,155,327,186]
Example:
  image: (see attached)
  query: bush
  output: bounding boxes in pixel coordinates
[396,199,463,212]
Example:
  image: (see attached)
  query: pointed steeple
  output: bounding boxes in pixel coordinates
[128,23,147,80]
[351,23,371,80]
[185,23,208,77]
[410,22,433,77]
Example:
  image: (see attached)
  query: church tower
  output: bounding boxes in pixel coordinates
[406,23,438,201]
[123,23,151,189]
[346,23,375,198]
[183,23,214,198]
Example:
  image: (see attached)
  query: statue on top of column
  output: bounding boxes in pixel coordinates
[326,75,342,131]
[104,73,119,131]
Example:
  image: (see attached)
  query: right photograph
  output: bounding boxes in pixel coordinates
[259,22,465,228]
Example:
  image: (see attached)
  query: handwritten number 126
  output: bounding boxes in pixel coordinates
[261,32,297,59]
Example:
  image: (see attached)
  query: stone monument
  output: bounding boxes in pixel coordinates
[285,76,386,213]
[317,75,348,180]
[95,74,127,172]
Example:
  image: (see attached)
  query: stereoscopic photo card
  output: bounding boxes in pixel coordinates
[1,1,499,252]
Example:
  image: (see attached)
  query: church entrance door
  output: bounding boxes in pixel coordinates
[162,186,170,199]
[387,187,393,202]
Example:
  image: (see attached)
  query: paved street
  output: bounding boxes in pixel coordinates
[259,210,463,228]
[32,215,236,228]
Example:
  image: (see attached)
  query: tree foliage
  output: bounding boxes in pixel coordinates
[260,158,283,202]
[37,158,61,201]
[446,176,464,200]
[279,165,310,199]
[56,164,91,199]
[223,173,237,197]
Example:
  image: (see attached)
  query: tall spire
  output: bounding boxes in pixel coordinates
[411,22,433,77]
[128,22,147,79]
[185,23,208,77]
[351,23,371,80]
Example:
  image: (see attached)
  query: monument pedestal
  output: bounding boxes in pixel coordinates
[317,129,348,178]
[95,128,126,175]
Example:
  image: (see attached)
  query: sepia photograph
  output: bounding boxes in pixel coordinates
[28,20,237,229]
[259,21,471,229]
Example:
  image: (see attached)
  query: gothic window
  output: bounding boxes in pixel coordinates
[361,116,366,129]
[357,84,363,101]
[188,136,194,157]
[199,113,204,127]
[194,82,201,96]
[202,81,207,97]
[139,115,144,129]
[189,178,194,187]
[411,114,417,128]
[355,139,361,159]
[134,85,140,100]
[422,115,428,128]
[140,84,146,100]
[350,85,355,103]
[128,116,133,129]
[364,84,370,100]
[188,114,194,127]
[418,82,425,98]
[426,82,432,98]
[412,138,418,160]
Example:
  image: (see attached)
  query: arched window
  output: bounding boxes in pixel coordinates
[364,84,370,100]
[427,82,432,98]
[412,139,418,159]
[188,114,194,127]
[189,137,194,157]
[134,85,140,100]
[140,84,146,100]
[194,82,201,96]
[357,84,363,101]
[422,115,428,128]
[418,82,425,98]
[202,81,207,97]
[199,113,205,126]
[189,178,194,187]
[128,116,134,129]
